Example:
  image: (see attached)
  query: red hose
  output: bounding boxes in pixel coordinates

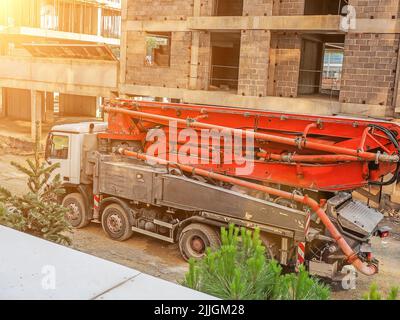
[257,152,362,163]
[118,148,378,276]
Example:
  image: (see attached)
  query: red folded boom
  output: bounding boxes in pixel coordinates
[102,100,400,192]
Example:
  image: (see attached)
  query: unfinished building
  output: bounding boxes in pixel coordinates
[119,0,400,118]
[0,0,121,139]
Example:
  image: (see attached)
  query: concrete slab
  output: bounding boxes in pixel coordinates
[0,226,214,300]
[0,226,139,300]
[96,273,216,300]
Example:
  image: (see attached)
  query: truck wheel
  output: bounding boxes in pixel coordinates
[102,203,133,241]
[179,223,221,261]
[62,193,90,229]
[260,234,280,261]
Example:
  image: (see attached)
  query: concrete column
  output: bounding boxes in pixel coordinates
[189,1,201,90]
[119,0,128,86]
[189,33,200,90]
[97,8,102,37]
[45,92,55,123]
[188,0,214,91]
[103,105,109,123]
[0,87,4,118]
[103,92,118,122]
[96,96,103,118]
[31,90,43,141]
[238,1,273,97]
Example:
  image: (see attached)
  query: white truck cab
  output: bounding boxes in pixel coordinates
[45,122,107,185]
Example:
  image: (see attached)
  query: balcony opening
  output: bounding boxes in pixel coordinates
[102,8,122,38]
[209,32,241,92]
[0,0,121,39]
[298,34,344,99]
[40,4,58,30]
[145,32,171,67]
[304,0,346,15]
[214,0,244,16]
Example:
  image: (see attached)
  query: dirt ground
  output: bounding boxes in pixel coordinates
[0,153,188,284]
[1,118,399,299]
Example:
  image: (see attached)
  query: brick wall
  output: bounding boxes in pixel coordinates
[268,33,302,98]
[243,0,273,15]
[273,0,305,15]
[340,33,400,106]
[125,31,192,89]
[349,0,400,19]
[238,0,272,97]
[341,0,400,106]
[126,0,193,20]
[126,0,217,20]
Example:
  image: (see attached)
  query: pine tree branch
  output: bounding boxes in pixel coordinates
[10,161,33,177]
[0,186,12,199]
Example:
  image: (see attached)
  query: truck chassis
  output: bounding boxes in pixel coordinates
[61,151,383,283]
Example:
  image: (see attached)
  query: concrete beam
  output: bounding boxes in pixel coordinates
[126,20,188,32]
[120,84,393,118]
[125,15,342,32]
[73,0,122,11]
[0,79,115,98]
[188,15,342,32]
[0,56,118,97]
[120,84,341,115]
[123,16,400,34]
[0,26,120,46]
[340,103,394,118]
[353,19,400,34]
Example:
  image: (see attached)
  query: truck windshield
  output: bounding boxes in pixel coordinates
[49,135,69,160]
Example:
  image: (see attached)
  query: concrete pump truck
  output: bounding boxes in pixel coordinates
[45,99,399,283]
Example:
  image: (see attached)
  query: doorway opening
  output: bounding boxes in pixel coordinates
[209,32,241,92]
[214,0,244,16]
[298,34,345,99]
[304,0,346,15]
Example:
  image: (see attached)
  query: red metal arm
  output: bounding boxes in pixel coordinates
[105,106,399,163]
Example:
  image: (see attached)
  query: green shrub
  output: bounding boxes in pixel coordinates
[363,283,399,300]
[0,122,71,245]
[183,224,330,300]
[273,265,330,300]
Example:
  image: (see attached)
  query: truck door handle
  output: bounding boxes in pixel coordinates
[136,173,145,183]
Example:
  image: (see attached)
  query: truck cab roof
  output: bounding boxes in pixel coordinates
[51,122,107,134]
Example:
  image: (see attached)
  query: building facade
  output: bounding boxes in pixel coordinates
[119,0,400,118]
[0,0,121,138]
